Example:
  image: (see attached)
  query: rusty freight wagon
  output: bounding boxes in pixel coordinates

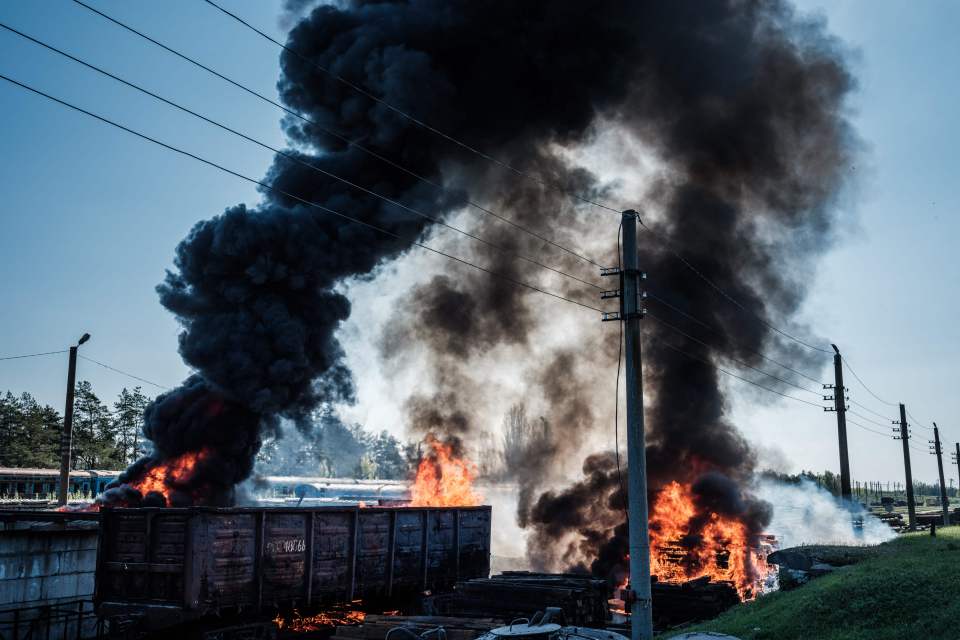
[95,505,491,631]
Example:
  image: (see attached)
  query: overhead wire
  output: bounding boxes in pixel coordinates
[78,355,171,391]
[0,21,601,293]
[646,312,823,398]
[847,410,895,430]
[846,417,895,439]
[199,0,624,216]
[646,292,825,386]
[842,356,899,407]
[68,0,604,270]
[0,350,68,361]
[638,219,833,355]
[849,399,896,423]
[650,335,825,409]
[905,408,935,431]
[0,73,604,319]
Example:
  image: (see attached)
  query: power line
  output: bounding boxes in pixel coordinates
[201,0,624,216]
[842,357,898,407]
[848,409,894,429]
[646,292,825,386]
[651,335,825,409]
[78,355,171,391]
[0,72,603,320]
[638,219,833,355]
[846,417,895,439]
[905,408,935,431]
[0,22,601,294]
[68,0,603,270]
[849,399,896,423]
[0,350,67,361]
[646,312,823,398]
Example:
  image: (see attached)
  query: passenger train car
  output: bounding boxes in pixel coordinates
[0,467,120,499]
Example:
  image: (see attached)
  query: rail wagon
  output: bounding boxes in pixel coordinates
[95,505,491,631]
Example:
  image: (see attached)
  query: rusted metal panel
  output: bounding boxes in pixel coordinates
[391,509,425,594]
[200,512,257,608]
[354,510,390,598]
[312,510,353,602]
[260,512,307,605]
[425,509,456,590]
[96,505,491,628]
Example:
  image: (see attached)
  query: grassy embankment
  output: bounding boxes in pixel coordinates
[665,526,960,640]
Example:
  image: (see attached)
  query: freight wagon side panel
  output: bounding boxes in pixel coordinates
[425,510,456,591]
[391,509,426,594]
[312,510,354,602]
[188,513,257,610]
[260,512,307,606]
[355,510,390,598]
[98,511,188,604]
[457,508,491,580]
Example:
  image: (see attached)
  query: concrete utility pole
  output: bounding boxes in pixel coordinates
[58,333,90,506]
[953,443,960,497]
[824,345,852,502]
[602,210,653,640]
[930,423,950,526]
[893,403,916,531]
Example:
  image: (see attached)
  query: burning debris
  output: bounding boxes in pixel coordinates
[274,608,365,633]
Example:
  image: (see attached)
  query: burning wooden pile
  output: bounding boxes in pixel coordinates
[646,481,774,600]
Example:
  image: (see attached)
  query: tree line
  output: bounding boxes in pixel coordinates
[0,383,151,470]
[0,384,414,480]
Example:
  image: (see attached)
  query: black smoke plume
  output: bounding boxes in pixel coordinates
[364,0,855,578]
[105,0,854,530]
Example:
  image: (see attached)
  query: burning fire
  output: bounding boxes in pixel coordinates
[647,481,768,599]
[128,448,209,506]
[410,435,482,507]
[273,609,365,632]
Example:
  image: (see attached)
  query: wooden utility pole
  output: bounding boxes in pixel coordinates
[930,423,950,526]
[824,345,851,502]
[57,333,90,506]
[893,403,916,530]
[602,210,653,640]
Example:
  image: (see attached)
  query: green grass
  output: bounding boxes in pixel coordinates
[664,527,960,640]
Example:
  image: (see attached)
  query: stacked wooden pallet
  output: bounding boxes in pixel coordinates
[426,572,609,626]
[332,615,499,640]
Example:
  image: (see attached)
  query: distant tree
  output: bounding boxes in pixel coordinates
[71,381,118,469]
[501,404,550,478]
[0,392,61,468]
[369,430,408,479]
[353,453,379,479]
[112,386,151,465]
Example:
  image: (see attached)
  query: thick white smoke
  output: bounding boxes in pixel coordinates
[756,478,894,547]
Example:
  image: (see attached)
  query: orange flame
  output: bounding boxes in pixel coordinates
[273,609,365,632]
[409,436,482,507]
[128,449,209,506]
[647,481,768,599]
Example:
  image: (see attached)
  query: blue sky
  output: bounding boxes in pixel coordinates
[0,1,957,483]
